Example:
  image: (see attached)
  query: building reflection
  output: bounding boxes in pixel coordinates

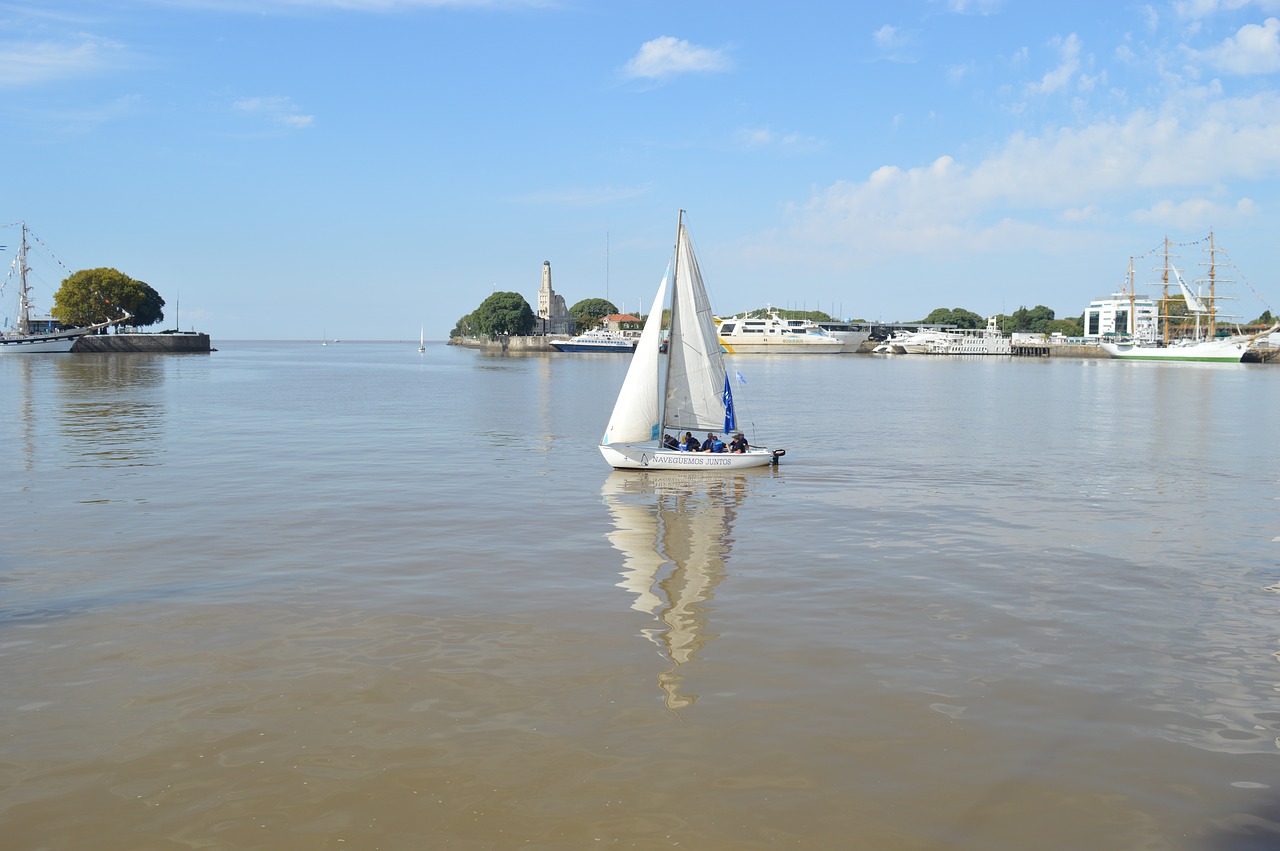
[601,471,752,711]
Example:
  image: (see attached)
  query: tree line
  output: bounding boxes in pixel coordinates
[451,294,628,338]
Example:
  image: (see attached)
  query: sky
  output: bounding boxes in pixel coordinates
[3,0,1280,340]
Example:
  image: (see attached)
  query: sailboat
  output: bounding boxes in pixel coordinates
[418,325,426,353]
[599,212,782,470]
[1,221,126,353]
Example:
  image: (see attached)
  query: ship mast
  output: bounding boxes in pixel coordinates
[17,221,32,336]
[1127,257,1136,336]
[1158,236,1174,344]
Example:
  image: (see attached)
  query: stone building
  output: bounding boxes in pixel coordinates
[537,261,571,335]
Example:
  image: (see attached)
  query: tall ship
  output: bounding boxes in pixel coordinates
[715,310,844,354]
[1099,233,1276,363]
[1,221,125,353]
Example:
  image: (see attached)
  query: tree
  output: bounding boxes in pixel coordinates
[471,291,535,336]
[1253,309,1275,325]
[52,267,164,328]
[450,312,475,339]
[569,298,618,331]
[921,307,984,329]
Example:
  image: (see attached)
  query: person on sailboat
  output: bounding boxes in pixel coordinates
[663,433,680,450]
[679,432,698,452]
[729,433,748,454]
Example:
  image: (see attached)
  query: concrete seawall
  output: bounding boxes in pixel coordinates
[449,335,561,353]
[73,333,213,353]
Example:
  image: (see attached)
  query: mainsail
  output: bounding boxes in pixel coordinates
[663,224,731,436]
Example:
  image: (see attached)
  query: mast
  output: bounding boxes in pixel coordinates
[1127,257,1136,336]
[1208,229,1216,338]
[1161,237,1170,344]
[658,210,683,433]
[17,221,32,336]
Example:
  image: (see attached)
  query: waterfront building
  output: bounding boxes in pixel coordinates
[1084,292,1158,342]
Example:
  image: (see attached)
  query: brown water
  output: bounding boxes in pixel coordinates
[2,343,1279,849]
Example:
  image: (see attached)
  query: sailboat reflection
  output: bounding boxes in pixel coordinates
[601,471,754,711]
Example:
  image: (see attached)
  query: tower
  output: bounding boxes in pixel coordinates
[538,261,569,334]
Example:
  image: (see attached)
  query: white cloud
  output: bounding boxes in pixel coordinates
[1199,17,1280,74]
[736,126,823,153]
[941,0,1002,13]
[233,96,314,128]
[1028,33,1082,95]
[0,37,126,87]
[783,92,1280,259]
[622,36,731,81]
[1173,0,1275,19]
[1132,196,1258,227]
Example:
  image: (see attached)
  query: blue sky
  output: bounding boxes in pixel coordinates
[3,0,1280,340]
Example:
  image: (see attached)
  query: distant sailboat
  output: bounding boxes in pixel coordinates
[418,325,426,353]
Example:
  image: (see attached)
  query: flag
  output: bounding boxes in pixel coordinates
[722,373,736,433]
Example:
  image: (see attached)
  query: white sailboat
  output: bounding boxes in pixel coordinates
[1,221,126,353]
[418,325,426,353]
[599,212,782,470]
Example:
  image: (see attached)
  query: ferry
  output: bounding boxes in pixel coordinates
[715,311,845,354]
[549,327,638,353]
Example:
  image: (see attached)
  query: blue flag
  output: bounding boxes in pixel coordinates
[722,373,737,433]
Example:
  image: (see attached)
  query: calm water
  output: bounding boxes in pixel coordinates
[2,342,1279,850]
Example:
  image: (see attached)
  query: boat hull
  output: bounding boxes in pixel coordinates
[718,339,844,354]
[0,330,88,353]
[550,342,636,353]
[1099,340,1248,362]
[599,442,776,470]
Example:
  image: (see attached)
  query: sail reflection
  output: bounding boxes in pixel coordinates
[601,471,753,711]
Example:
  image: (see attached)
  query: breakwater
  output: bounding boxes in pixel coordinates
[449,334,561,353]
[73,332,213,353]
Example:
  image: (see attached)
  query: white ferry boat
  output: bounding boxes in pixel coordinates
[715,311,844,354]
[549,327,638,353]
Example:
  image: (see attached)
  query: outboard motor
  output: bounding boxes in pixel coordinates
[771,449,786,466]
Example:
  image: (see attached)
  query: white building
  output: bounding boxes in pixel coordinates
[1084,292,1158,342]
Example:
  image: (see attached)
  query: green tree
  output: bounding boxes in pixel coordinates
[450,312,475,339]
[1252,309,1275,325]
[743,307,834,322]
[471,291,535,336]
[568,298,618,331]
[1046,317,1083,336]
[52,267,164,328]
[921,307,984,329]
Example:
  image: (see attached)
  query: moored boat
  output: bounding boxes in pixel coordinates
[715,310,844,354]
[550,327,638,353]
[1,222,127,353]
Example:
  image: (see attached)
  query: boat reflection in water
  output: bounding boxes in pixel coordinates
[601,470,756,711]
